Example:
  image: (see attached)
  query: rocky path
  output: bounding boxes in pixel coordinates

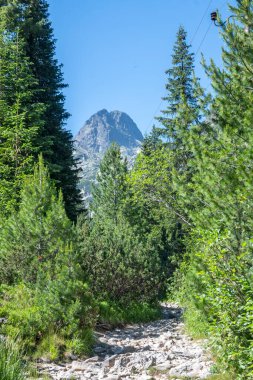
[37,304,213,380]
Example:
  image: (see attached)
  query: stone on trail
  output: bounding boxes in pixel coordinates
[36,303,213,380]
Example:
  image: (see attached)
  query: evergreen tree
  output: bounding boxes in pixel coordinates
[0,27,44,215]
[156,26,198,147]
[0,0,83,220]
[178,1,253,376]
[0,155,73,284]
[141,126,162,156]
[0,155,96,357]
[79,215,163,304]
[79,144,165,304]
[91,143,128,224]
[129,143,186,273]
[142,27,200,266]
[130,27,210,289]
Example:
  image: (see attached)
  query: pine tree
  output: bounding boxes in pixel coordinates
[0,27,44,215]
[0,0,83,220]
[141,126,162,156]
[0,155,73,284]
[130,27,210,286]
[129,141,186,273]
[142,27,199,266]
[79,214,163,304]
[80,143,166,304]
[156,26,198,146]
[91,143,128,224]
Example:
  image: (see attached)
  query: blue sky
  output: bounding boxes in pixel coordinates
[47,0,234,136]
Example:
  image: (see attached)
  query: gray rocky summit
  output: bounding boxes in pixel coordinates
[74,109,143,199]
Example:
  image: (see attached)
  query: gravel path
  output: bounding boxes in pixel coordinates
[37,304,213,380]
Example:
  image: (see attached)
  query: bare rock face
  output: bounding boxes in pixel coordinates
[74,109,143,200]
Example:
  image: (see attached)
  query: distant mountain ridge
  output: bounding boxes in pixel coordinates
[74,109,143,200]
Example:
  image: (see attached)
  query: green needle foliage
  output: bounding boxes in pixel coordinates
[80,215,163,304]
[0,156,96,357]
[79,143,164,310]
[1,0,253,375]
[0,155,73,284]
[0,0,83,220]
[91,142,128,224]
[130,27,208,280]
[0,27,44,216]
[156,26,199,145]
[176,1,253,377]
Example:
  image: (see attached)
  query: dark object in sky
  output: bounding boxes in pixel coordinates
[211,11,217,22]
[211,11,239,28]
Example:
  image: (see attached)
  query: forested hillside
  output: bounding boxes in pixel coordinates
[0,0,253,379]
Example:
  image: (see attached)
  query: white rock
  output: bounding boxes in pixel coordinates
[36,303,213,380]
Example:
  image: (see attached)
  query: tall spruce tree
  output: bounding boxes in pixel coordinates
[154,25,207,196]
[0,27,44,215]
[156,26,198,147]
[152,27,199,263]
[131,27,209,279]
[0,0,83,220]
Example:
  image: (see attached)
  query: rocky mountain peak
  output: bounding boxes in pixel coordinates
[75,109,143,153]
[74,110,143,200]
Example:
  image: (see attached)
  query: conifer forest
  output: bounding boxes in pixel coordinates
[0,0,253,379]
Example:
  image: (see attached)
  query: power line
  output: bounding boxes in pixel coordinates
[195,21,213,56]
[190,0,214,44]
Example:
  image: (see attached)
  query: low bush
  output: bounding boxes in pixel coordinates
[174,228,253,379]
[79,217,164,306]
[0,278,97,359]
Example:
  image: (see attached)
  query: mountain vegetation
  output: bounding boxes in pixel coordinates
[0,0,82,221]
[0,0,252,379]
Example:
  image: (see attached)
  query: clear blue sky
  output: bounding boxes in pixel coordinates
[47,0,234,136]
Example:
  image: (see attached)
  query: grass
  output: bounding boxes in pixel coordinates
[34,333,66,361]
[167,377,197,380]
[0,338,28,380]
[205,375,235,380]
[167,376,234,380]
[98,300,162,327]
[182,303,209,340]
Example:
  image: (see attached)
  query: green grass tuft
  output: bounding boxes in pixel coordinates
[182,304,209,339]
[0,338,28,380]
[98,300,161,327]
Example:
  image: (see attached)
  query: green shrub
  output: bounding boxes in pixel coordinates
[0,157,74,285]
[35,333,65,361]
[182,302,209,339]
[79,216,164,306]
[0,159,97,360]
[176,228,253,379]
[0,279,96,358]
